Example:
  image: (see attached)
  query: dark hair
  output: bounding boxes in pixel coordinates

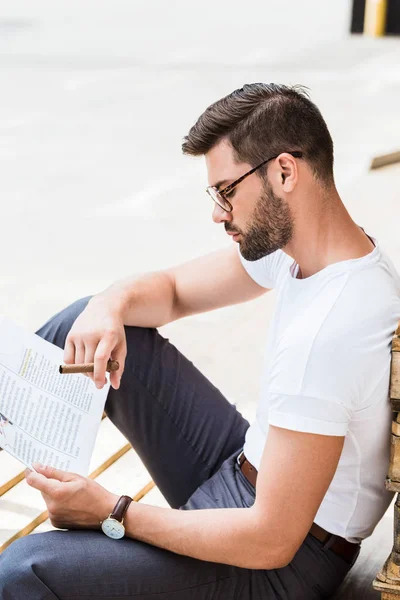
[182,83,334,184]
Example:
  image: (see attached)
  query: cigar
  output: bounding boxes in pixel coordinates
[59,359,120,375]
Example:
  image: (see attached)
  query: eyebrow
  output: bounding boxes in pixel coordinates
[213,179,231,190]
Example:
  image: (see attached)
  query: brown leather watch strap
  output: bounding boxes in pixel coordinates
[110,495,133,522]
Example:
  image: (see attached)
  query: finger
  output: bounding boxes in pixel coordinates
[63,340,89,379]
[93,338,113,389]
[31,463,77,482]
[74,341,85,367]
[84,342,97,384]
[63,337,76,364]
[109,342,126,390]
[25,468,60,495]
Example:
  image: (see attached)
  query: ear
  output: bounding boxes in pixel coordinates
[275,153,298,192]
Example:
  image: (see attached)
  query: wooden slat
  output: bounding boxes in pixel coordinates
[386,480,400,493]
[392,419,400,437]
[388,436,400,483]
[373,579,400,597]
[370,151,400,171]
[0,468,25,498]
[93,448,156,507]
[391,352,400,402]
[141,485,169,508]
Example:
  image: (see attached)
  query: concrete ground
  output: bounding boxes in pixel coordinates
[0,2,399,597]
[0,1,399,410]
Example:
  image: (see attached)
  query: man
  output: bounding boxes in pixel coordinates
[1,83,399,599]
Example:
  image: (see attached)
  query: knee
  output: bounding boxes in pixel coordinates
[35,295,93,350]
[0,536,45,595]
[123,324,164,361]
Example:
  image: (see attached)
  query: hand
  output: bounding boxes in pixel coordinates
[25,463,118,530]
[64,295,127,390]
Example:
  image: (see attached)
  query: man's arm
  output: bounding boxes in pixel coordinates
[98,243,269,328]
[25,426,344,569]
[64,245,268,388]
[118,427,344,569]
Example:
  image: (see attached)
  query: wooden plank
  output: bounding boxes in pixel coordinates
[391,352,400,401]
[388,435,400,482]
[141,485,169,508]
[374,581,400,596]
[94,449,154,499]
[392,420,400,437]
[386,479,400,493]
[0,455,26,498]
[370,151,400,170]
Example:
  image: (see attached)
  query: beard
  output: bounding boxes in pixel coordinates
[226,180,294,261]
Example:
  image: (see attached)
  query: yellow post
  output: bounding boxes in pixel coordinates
[364,0,388,36]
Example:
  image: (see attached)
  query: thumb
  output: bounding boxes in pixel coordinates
[32,463,77,482]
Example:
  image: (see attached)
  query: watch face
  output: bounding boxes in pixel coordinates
[101,518,125,539]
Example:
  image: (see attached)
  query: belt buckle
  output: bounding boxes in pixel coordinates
[237,450,244,466]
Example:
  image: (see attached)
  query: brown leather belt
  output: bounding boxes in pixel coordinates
[237,451,361,565]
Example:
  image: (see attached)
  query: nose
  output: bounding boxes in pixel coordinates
[212,202,231,224]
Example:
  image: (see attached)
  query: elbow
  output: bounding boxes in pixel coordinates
[246,511,297,570]
[252,549,293,571]
[257,536,299,570]
[241,535,294,570]
[273,549,295,569]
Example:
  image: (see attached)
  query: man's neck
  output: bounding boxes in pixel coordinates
[284,192,375,280]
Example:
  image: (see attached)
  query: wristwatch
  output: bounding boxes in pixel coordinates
[101,495,133,539]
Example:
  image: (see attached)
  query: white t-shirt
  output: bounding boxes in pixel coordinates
[239,229,400,543]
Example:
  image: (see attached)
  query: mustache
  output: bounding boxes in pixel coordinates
[225,224,241,234]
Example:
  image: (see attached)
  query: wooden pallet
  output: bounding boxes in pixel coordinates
[371,323,400,598]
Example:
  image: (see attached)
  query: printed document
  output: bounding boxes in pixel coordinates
[0,316,109,475]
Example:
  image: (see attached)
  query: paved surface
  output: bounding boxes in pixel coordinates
[0,0,399,416]
[0,4,399,595]
[0,3,399,395]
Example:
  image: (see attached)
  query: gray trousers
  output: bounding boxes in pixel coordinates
[0,297,359,599]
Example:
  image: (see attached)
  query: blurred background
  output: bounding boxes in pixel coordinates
[0,0,399,406]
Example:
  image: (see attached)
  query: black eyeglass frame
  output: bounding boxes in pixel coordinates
[206,150,303,212]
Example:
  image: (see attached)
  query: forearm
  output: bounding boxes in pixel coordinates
[123,502,284,570]
[91,270,177,328]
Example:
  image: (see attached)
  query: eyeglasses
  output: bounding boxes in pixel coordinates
[206,151,303,212]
